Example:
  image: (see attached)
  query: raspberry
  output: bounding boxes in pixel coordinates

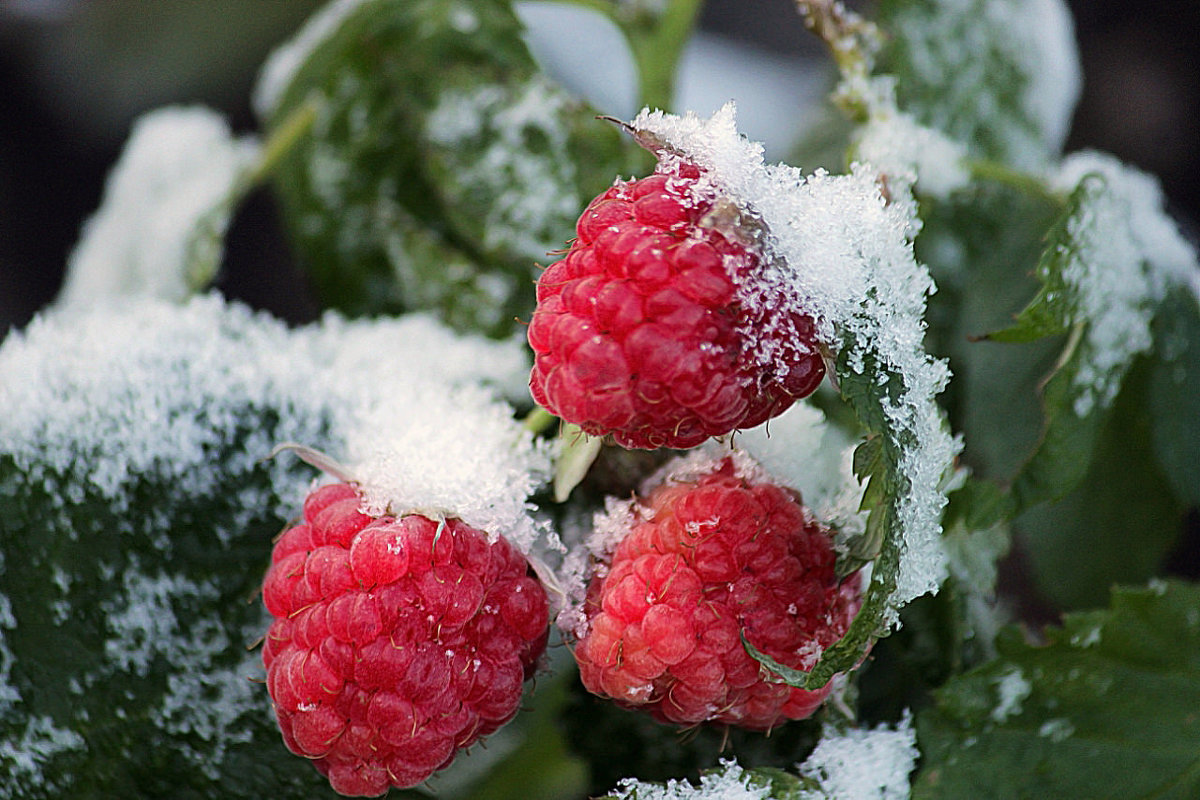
[261,482,550,797]
[528,160,825,449]
[573,458,861,730]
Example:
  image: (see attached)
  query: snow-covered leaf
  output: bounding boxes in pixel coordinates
[915,580,1200,799]
[876,0,1081,172]
[0,295,555,797]
[256,0,637,336]
[56,106,259,309]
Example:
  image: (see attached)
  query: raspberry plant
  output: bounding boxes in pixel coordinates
[2,1,1198,798]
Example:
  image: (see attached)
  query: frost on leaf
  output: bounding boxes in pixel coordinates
[916,581,1200,797]
[1044,151,1199,417]
[56,106,259,309]
[424,75,585,262]
[876,0,1081,172]
[0,293,556,795]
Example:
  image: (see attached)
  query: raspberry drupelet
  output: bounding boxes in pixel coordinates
[573,458,861,730]
[528,159,825,449]
[261,483,550,797]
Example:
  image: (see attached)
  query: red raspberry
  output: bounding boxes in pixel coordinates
[261,483,550,797]
[573,458,861,730]
[528,160,825,449]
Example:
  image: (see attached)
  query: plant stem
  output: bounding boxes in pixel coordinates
[967,158,1065,210]
[241,95,320,191]
[523,405,559,435]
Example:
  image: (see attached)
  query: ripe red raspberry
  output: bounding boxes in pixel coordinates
[261,483,550,797]
[573,458,861,730]
[527,160,825,449]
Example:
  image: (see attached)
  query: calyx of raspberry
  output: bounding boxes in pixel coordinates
[528,122,826,450]
[572,456,862,730]
[261,482,550,796]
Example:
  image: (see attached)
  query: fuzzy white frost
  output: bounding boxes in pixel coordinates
[57,106,258,309]
[632,103,954,614]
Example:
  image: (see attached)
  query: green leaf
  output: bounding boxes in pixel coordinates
[915,580,1200,799]
[875,0,1080,171]
[1015,358,1184,609]
[1149,288,1200,508]
[984,179,1094,345]
[260,0,638,335]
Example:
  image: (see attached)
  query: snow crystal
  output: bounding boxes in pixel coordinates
[797,713,918,800]
[991,666,1031,724]
[883,0,1081,171]
[1049,150,1200,416]
[56,106,258,309]
[632,103,954,614]
[609,759,771,800]
[0,716,85,799]
[253,0,370,118]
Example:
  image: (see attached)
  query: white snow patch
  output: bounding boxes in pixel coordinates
[609,759,771,800]
[57,106,258,309]
[852,88,970,198]
[991,666,1032,724]
[1049,150,1200,416]
[1038,717,1074,742]
[0,293,553,559]
[0,716,85,798]
[797,713,919,800]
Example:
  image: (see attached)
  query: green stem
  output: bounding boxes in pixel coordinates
[239,95,320,192]
[967,158,1066,210]
[522,405,558,435]
[625,0,704,111]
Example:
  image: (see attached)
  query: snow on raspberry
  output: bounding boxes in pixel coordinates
[529,140,826,449]
[624,103,957,613]
[261,482,550,796]
[570,453,863,729]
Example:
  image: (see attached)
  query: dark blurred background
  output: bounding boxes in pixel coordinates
[1,0,1197,330]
